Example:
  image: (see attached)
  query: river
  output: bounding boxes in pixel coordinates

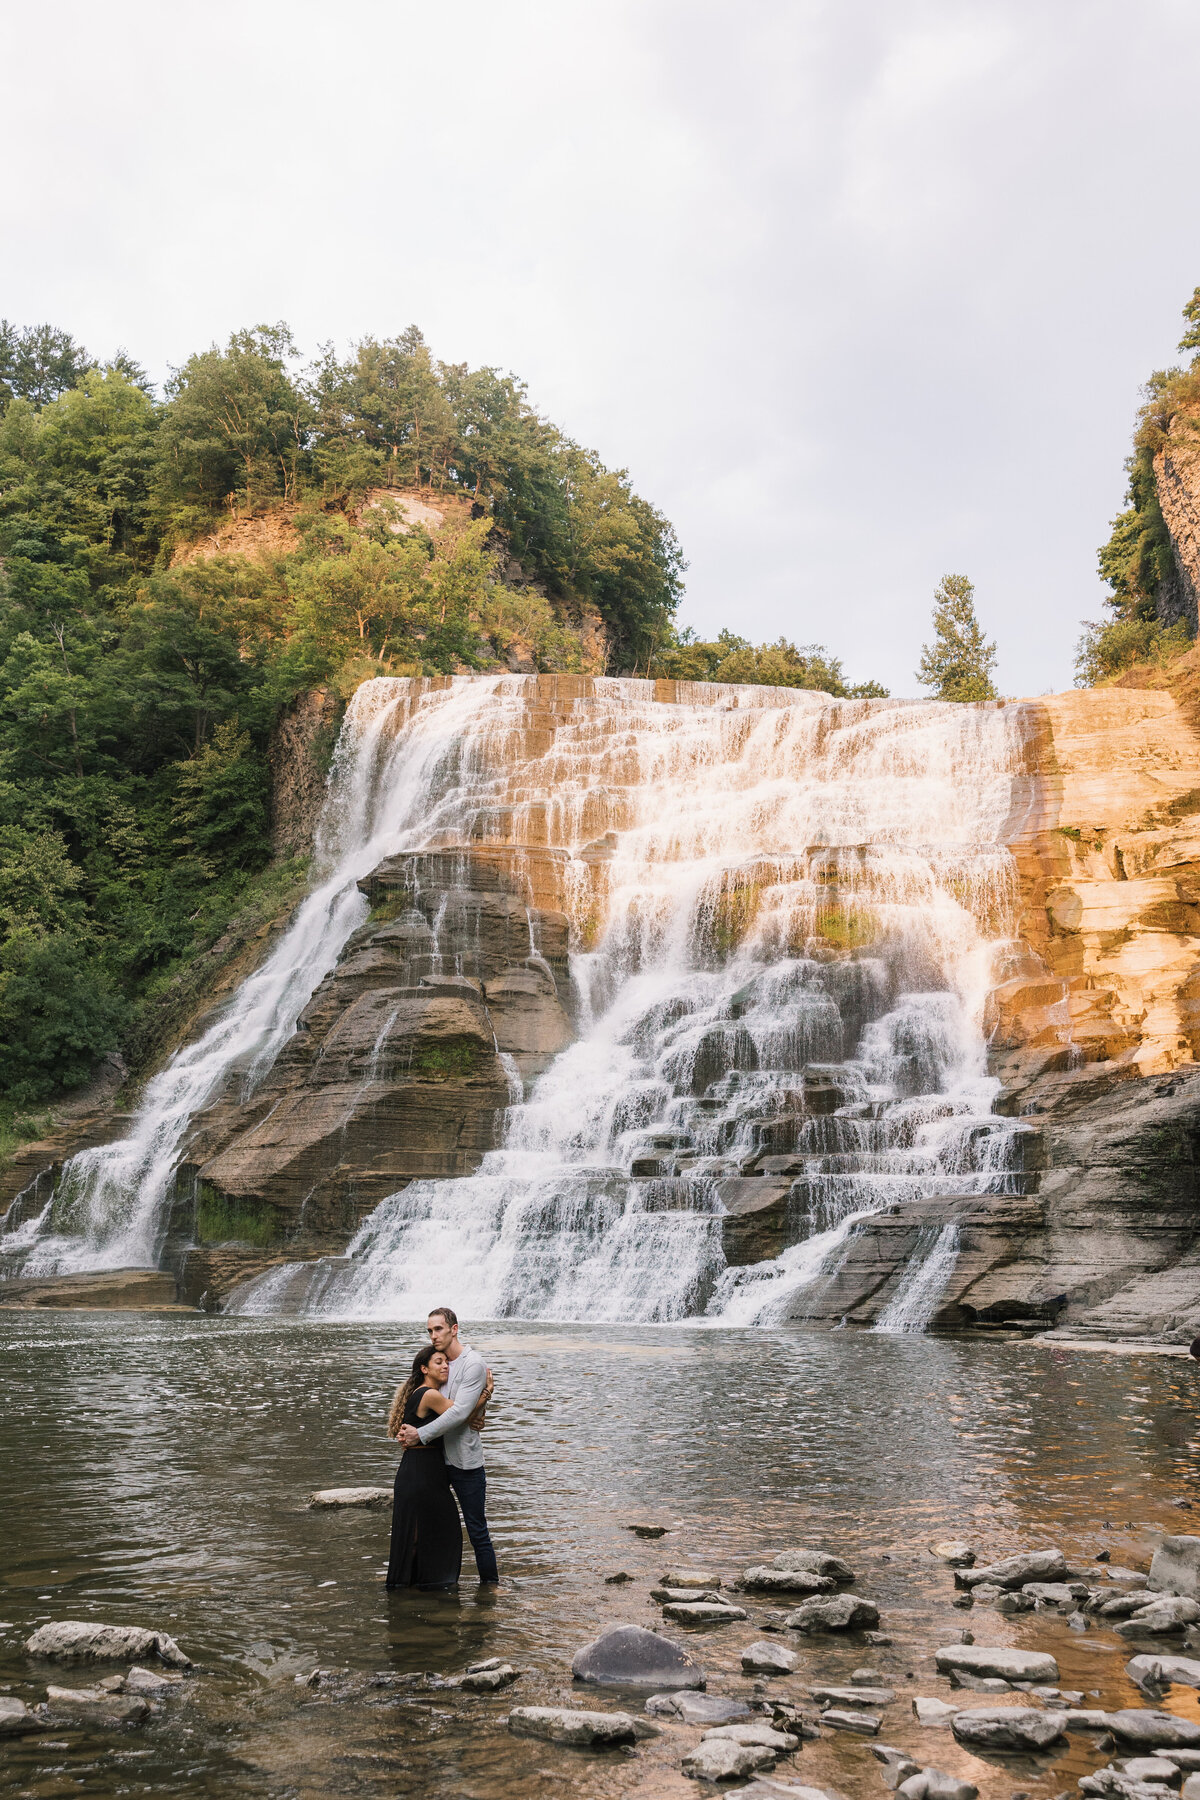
[2,1314,1199,1798]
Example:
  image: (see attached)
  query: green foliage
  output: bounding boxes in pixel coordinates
[0,932,127,1103]
[0,321,91,414]
[412,1042,478,1080]
[649,628,888,697]
[194,1184,279,1246]
[1180,287,1200,358]
[916,574,998,702]
[1074,615,1191,687]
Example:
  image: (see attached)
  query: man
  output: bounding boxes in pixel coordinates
[399,1306,498,1585]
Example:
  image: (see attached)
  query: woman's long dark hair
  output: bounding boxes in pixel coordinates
[387,1346,440,1439]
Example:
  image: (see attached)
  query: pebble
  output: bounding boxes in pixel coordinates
[605,1571,633,1585]
[444,1661,520,1692]
[852,1668,882,1684]
[652,1587,724,1604]
[1108,1713,1200,1750]
[25,1622,191,1669]
[1118,1601,1200,1638]
[1122,1760,1182,1785]
[508,1705,638,1745]
[786,1594,879,1634]
[742,1641,799,1675]
[951,1706,1068,1751]
[123,1666,183,1695]
[1184,1780,1200,1800]
[873,1746,924,1789]
[308,1487,392,1509]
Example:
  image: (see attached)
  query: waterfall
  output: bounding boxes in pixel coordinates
[216,676,1023,1325]
[873,1220,962,1334]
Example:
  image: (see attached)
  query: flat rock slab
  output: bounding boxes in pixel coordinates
[898,1773,978,1800]
[647,1691,751,1724]
[960,1550,1067,1590]
[914,1698,960,1727]
[813,1687,895,1708]
[508,1706,637,1745]
[0,1696,40,1735]
[1149,1539,1200,1601]
[743,1642,799,1675]
[931,1543,976,1567]
[934,1645,1058,1684]
[705,1723,800,1752]
[662,1568,722,1588]
[1118,1600,1200,1637]
[572,1624,703,1690]
[1122,1759,1183,1783]
[123,1666,183,1695]
[444,1662,519,1692]
[663,1602,748,1625]
[652,1587,724,1605]
[787,1595,879,1634]
[308,1487,392,1509]
[951,1706,1067,1751]
[742,1567,836,1594]
[773,1550,856,1582]
[684,1738,778,1781]
[26,1622,191,1669]
[45,1685,151,1725]
[823,1709,881,1735]
[1109,1712,1200,1750]
[1127,1656,1200,1694]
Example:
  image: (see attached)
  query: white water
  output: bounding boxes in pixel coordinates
[874,1219,962,1334]
[212,676,1026,1326]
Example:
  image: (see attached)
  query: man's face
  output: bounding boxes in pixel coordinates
[427,1314,455,1353]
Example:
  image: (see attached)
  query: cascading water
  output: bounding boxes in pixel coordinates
[873,1220,962,1334]
[217,674,1026,1326]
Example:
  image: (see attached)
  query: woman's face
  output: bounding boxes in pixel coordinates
[426,1351,450,1387]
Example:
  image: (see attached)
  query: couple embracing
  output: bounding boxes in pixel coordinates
[385,1306,499,1591]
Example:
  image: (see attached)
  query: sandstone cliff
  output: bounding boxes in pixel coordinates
[1154,427,1200,632]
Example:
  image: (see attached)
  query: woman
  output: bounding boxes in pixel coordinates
[385,1345,463,1590]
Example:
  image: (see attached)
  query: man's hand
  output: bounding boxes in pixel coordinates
[399,1423,423,1448]
[468,1368,495,1432]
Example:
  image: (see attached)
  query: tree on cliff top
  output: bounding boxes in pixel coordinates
[916,574,997,702]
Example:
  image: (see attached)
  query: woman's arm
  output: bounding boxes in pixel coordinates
[417,1390,454,1418]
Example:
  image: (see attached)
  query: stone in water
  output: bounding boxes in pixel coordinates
[308,1486,392,1509]
[25,1622,191,1669]
[934,1644,1058,1683]
[951,1706,1067,1751]
[572,1624,703,1689]
[646,1691,750,1724]
[508,1706,637,1744]
[742,1641,799,1674]
[786,1594,879,1633]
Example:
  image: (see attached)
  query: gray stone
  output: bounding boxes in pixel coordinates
[898,1773,979,1800]
[1127,1657,1200,1695]
[1096,1593,1162,1619]
[812,1686,895,1707]
[662,1568,722,1588]
[1079,1772,1175,1800]
[122,1666,183,1695]
[742,1641,799,1675]
[852,1668,882,1684]
[773,1549,856,1582]
[1118,1600,1200,1637]
[873,1748,924,1789]
[1025,1582,1090,1606]
[1109,1713,1200,1750]
[822,1709,881,1734]
[508,1705,638,1744]
[931,1542,976,1567]
[25,1622,191,1669]
[1165,1754,1200,1771]
[1123,1760,1182,1786]
[913,1698,960,1727]
[704,1723,800,1751]
[1150,1540,1200,1601]
[0,1696,39,1736]
[1183,1779,1200,1800]
[1065,1710,1121,1733]
[446,1662,520,1692]
[934,1645,1058,1684]
[742,1567,836,1595]
[951,1706,1068,1751]
[959,1549,1068,1590]
[953,1675,1012,1694]
[663,1602,748,1625]
[969,1584,1003,1603]
[786,1595,879,1634]
[572,1624,703,1689]
[993,1592,1036,1614]
[308,1486,392,1509]
[652,1587,725,1604]
[647,1691,751,1724]
[726,1788,839,1800]
[684,1738,778,1781]
[45,1685,151,1725]
[631,1524,669,1537]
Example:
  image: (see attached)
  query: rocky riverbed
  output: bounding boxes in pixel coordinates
[3,1315,1200,1799]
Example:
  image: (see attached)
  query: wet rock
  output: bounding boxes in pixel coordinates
[994,1592,1036,1615]
[898,1773,979,1800]
[1064,1710,1120,1733]
[1025,1583,1090,1607]
[508,1705,637,1745]
[663,1601,749,1625]
[1118,1600,1200,1637]
[1079,1771,1175,1800]
[1165,1754,1200,1771]
[45,1685,151,1725]
[308,1486,393,1508]
[969,1584,1003,1604]
[954,1675,1012,1694]
[742,1642,799,1675]
[951,1706,1068,1751]
[1108,1713,1200,1750]
[122,1666,183,1695]
[872,1746,923,1788]
[812,1686,895,1707]
[1122,1760,1182,1786]
[1184,1779,1200,1800]
[773,1549,856,1583]
[934,1646,1058,1684]
[729,1787,840,1800]
[631,1524,669,1538]
[852,1668,882,1684]
[1070,1611,1091,1632]
[445,1660,520,1692]
[822,1708,881,1734]
[572,1624,703,1689]
[931,1543,976,1568]
[1149,1539,1200,1601]
[958,1549,1068,1590]
[647,1691,751,1724]
[742,1567,836,1595]
[605,1572,633,1585]
[1126,1656,1200,1694]
[0,1696,40,1735]
[653,1587,725,1604]
[683,1737,778,1781]
[704,1723,801,1751]
[25,1622,191,1669]
[662,1568,722,1588]
[913,1698,960,1727]
[786,1595,879,1634]
[864,1632,894,1647]
[767,1700,823,1739]
[1095,1594,1161,1620]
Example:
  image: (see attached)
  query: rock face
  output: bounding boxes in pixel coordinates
[167,849,573,1304]
[1154,434,1200,634]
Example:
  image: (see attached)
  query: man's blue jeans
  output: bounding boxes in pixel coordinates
[447,1464,499,1583]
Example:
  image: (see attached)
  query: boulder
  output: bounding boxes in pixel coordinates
[663,1601,748,1625]
[1126,1656,1200,1694]
[898,1773,979,1800]
[786,1595,879,1634]
[45,1685,151,1725]
[959,1549,1067,1590]
[683,1737,778,1781]
[934,1645,1058,1684]
[1109,1713,1200,1750]
[704,1723,800,1752]
[508,1705,637,1745]
[773,1549,856,1582]
[930,1543,976,1568]
[25,1622,191,1669]
[308,1487,392,1509]
[822,1708,881,1735]
[572,1624,703,1689]
[742,1567,835,1595]
[0,1695,39,1736]
[913,1698,960,1727]
[951,1706,1067,1751]
[646,1691,750,1724]
[812,1686,895,1707]
[742,1641,799,1674]
[1150,1540,1200,1601]
[1118,1599,1200,1637]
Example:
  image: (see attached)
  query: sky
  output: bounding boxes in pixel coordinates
[4,0,1200,697]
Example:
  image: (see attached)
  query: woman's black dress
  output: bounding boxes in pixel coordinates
[386,1388,463,1590]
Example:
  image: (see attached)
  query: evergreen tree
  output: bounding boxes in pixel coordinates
[916,574,998,702]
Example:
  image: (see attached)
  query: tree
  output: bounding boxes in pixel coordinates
[916,574,998,702]
[0,321,91,414]
[1180,286,1200,359]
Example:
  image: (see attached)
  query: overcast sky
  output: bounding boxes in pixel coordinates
[5,0,1200,696]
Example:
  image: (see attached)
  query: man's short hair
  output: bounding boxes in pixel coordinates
[428,1306,458,1329]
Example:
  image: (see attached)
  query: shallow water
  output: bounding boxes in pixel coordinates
[3,1316,1200,1799]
